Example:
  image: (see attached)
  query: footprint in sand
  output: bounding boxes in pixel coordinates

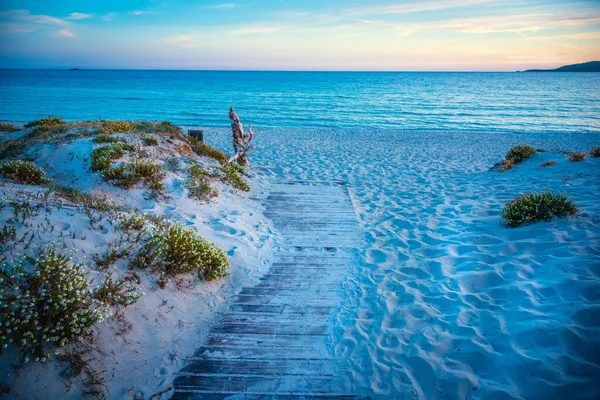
[55,222,71,231]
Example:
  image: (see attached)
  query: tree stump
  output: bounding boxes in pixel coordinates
[228,107,255,167]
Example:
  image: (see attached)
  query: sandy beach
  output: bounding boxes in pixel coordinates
[1,120,598,399]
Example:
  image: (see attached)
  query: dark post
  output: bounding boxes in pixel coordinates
[188,129,204,143]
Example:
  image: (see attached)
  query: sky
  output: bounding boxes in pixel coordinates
[0,0,599,71]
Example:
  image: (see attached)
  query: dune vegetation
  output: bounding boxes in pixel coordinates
[501,191,578,228]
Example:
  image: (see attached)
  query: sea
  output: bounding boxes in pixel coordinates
[0,69,599,133]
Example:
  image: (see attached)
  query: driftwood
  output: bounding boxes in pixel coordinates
[228,107,255,167]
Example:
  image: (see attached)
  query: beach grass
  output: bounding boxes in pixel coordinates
[186,136,229,164]
[501,191,578,228]
[103,158,165,191]
[133,223,229,287]
[0,160,49,185]
[0,122,18,133]
[568,152,586,162]
[500,145,536,172]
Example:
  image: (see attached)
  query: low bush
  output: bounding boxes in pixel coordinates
[0,160,49,185]
[568,152,586,162]
[187,164,218,201]
[0,245,116,362]
[133,121,182,138]
[49,183,116,213]
[142,136,158,146]
[90,143,131,172]
[219,163,250,192]
[97,120,133,135]
[186,137,229,164]
[24,115,65,129]
[134,223,229,286]
[540,160,557,167]
[500,145,536,172]
[118,212,148,232]
[25,116,69,138]
[591,147,600,158]
[94,272,142,307]
[92,134,123,144]
[0,225,16,245]
[0,122,18,133]
[103,158,164,191]
[501,191,578,228]
[0,139,27,159]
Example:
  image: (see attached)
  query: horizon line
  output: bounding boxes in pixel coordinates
[0,67,527,73]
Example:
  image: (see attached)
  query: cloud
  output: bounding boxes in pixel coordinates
[209,3,235,10]
[343,0,495,17]
[102,13,117,22]
[391,11,600,37]
[0,9,67,26]
[55,28,75,38]
[130,10,146,16]
[166,35,192,42]
[67,12,92,20]
[0,23,34,33]
[230,25,287,34]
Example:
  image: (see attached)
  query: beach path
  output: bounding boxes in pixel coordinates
[172,181,362,399]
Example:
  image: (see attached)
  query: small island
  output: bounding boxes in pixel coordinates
[522,60,600,72]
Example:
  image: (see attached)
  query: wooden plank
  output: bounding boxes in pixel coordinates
[171,391,364,400]
[190,345,329,359]
[228,304,335,314]
[212,323,329,336]
[205,333,330,349]
[179,358,337,376]
[173,374,346,394]
[173,181,361,397]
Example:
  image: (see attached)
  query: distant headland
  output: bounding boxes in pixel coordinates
[521,61,600,72]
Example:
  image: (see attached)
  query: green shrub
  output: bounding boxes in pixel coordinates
[24,115,65,129]
[0,160,49,185]
[0,246,106,361]
[49,183,116,212]
[134,223,229,286]
[132,121,182,137]
[500,145,536,172]
[0,225,16,245]
[103,158,164,191]
[186,137,229,164]
[142,136,158,146]
[0,122,18,133]
[90,144,131,172]
[0,139,27,160]
[219,163,250,192]
[94,273,142,307]
[591,147,600,158]
[187,164,219,201]
[501,191,578,228]
[568,152,586,162]
[96,120,133,135]
[25,116,69,138]
[118,212,148,232]
[92,134,123,144]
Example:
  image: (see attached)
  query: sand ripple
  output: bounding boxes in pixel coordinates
[250,129,600,399]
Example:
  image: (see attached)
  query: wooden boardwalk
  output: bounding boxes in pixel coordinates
[172,182,362,399]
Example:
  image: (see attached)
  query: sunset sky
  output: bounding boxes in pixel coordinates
[0,0,599,71]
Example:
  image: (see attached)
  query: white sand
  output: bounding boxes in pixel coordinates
[0,129,277,399]
[207,128,598,400]
[2,125,599,399]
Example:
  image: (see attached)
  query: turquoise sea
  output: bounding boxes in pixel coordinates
[0,69,599,133]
